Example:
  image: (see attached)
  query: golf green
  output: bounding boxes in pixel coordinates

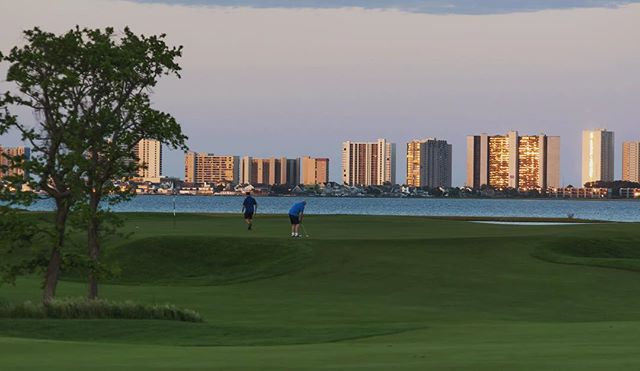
[1,213,640,370]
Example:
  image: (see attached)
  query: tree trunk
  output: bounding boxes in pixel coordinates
[43,247,62,303]
[43,199,69,303]
[87,193,100,300]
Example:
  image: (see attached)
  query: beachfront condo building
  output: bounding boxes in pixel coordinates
[623,141,640,183]
[342,139,396,186]
[466,131,560,190]
[302,157,329,185]
[581,129,615,186]
[240,157,300,186]
[134,139,162,182]
[0,145,31,179]
[184,152,240,184]
[406,138,452,188]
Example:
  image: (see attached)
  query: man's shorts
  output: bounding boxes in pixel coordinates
[289,214,300,225]
[244,211,254,219]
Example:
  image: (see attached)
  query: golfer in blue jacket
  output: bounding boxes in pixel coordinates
[288,200,306,237]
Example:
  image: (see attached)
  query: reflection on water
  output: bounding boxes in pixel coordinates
[132,0,638,14]
[26,196,640,222]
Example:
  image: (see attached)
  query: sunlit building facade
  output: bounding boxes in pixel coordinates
[184,152,240,184]
[466,131,560,190]
[581,129,614,186]
[302,157,329,185]
[623,141,640,183]
[342,139,396,186]
[241,157,300,186]
[406,138,452,188]
[488,135,513,188]
[0,145,31,179]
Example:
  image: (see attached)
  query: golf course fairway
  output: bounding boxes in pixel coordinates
[1,213,640,370]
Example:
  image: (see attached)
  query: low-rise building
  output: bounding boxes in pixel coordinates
[549,187,610,199]
[619,188,640,199]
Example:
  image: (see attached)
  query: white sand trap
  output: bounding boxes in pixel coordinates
[471,221,589,226]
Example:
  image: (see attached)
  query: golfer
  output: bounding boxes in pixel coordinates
[241,192,257,230]
[288,200,306,237]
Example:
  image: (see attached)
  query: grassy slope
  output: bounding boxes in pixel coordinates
[1,213,640,369]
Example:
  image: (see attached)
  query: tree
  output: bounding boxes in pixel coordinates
[0,27,187,302]
[51,27,187,300]
[0,29,92,302]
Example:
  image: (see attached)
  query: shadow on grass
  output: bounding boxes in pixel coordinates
[531,237,640,273]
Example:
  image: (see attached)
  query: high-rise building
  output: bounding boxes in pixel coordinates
[582,129,614,186]
[466,131,560,189]
[406,139,452,188]
[622,141,640,183]
[0,145,31,179]
[342,139,396,186]
[134,139,162,182]
[302,157,329,185]
[184,152,240,184]
[240,157,300,186]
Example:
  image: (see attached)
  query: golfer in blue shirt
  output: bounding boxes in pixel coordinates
[288,200,306,237]
[242,192,257,230]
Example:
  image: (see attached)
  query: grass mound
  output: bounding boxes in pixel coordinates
[0,319,418,346]
[532,237,640,272]
[101,236,313,285]
[0,297,203,322]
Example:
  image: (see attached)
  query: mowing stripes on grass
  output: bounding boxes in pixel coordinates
[0,297,203,322]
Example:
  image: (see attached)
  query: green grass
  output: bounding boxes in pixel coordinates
[100,236,313,285]
[1,213,640,369]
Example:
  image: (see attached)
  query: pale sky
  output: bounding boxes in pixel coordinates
[1,0,639,186]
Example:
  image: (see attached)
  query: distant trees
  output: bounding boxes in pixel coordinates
[0,27,187,302]
[584,180,640,190]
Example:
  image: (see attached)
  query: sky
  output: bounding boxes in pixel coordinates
[1,0,639,186]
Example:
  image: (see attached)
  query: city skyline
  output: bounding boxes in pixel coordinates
[6,126,640,188]
[1,1,639,186]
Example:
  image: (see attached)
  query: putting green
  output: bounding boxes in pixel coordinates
[1,213,640,370]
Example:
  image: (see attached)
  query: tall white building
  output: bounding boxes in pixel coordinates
[582,129,614,186]
[342,139,396,186]
[622,141,640,183]
[135,139,162,182]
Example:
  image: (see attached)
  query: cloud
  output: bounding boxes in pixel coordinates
[132,0,639,14]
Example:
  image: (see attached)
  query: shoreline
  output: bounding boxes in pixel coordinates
[13,210,611,223]
[134,193,640,201]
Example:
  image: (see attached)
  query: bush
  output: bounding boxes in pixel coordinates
[0,297,203,322]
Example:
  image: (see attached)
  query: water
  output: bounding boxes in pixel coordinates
[24,196,640,222]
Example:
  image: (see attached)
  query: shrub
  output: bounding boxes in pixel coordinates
[0,297,203,322]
